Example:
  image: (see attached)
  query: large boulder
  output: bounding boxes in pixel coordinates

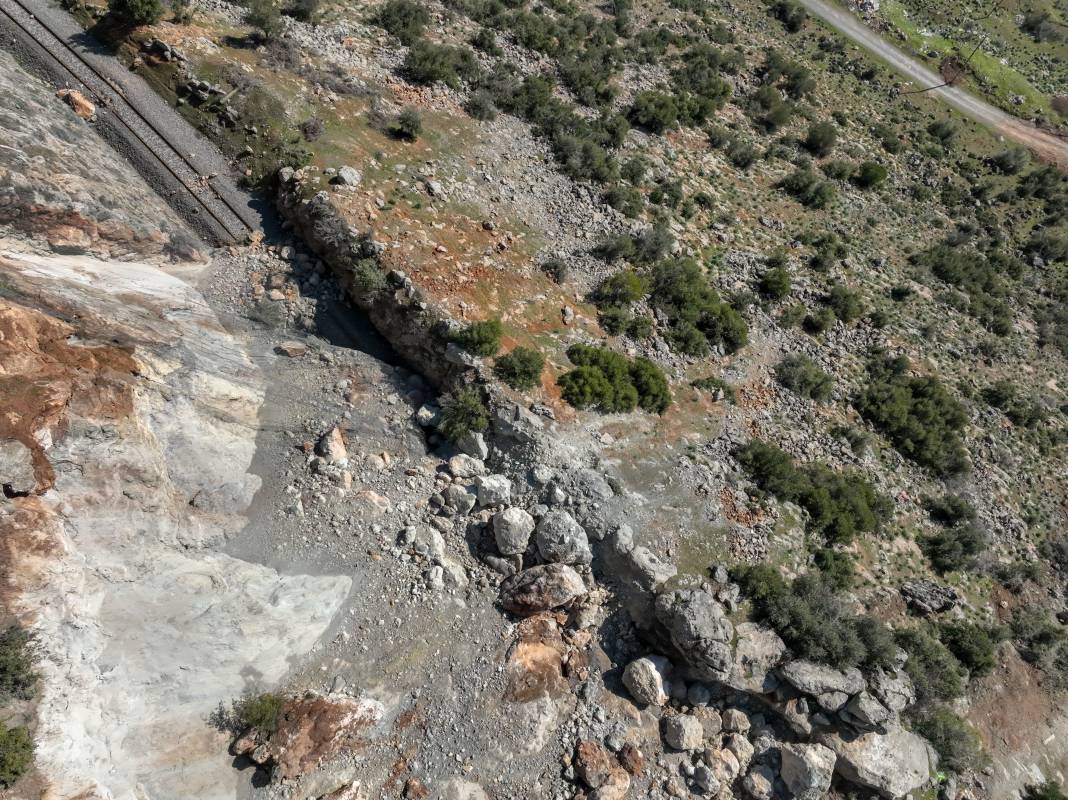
[622,656,670,707]
[498,564,586,616]
[779,742,836,800]
[476,474,511,507]
[779,660,865,697]
[900,579,959,616]
[654,590,734,681]
[535,510,592,565]
[867,667,916,714]
[727,623,786,693]
[818,725,936,799]
[493,507,535,555]
[843,691,894,730]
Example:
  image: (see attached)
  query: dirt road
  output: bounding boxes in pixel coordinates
[796,0,1068,168]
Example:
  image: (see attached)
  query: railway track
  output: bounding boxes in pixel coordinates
[0,0,259,244]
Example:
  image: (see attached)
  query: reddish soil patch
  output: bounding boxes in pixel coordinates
[271,695,381,781]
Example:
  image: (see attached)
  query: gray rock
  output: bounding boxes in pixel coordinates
[779,660,865,697]
[724,732,754,769]
[693,765,721,795]
[332,165,361,186]
[0,439,36,495]
[727,622,786,694]
[703,748,741,785]
[655,590,734,682]
[627,546,677,589]
[398,525,445,561]
[448,454,486,479]
[535,510,592,565]
[687,683,712,707]
[819,725,936,799]
[816,690,850,712]
[845,691,894,730]
[456,430,489,460]
[493,507,535,555]
[415,402,441,427]
[443,484,476,514]
[722,708,751,734]
[868,667,916,714]
[741,764,775,800]
[780,742,836,800]
[498,564,586,616]
[901,579,960,615]
[622,656,671,707]
[782,696,813,736]
[476,474,511,507]
[663,715,704,751]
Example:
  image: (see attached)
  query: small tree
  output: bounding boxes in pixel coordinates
[388,107,422,141]
[775,354,833,402]
[0,723,33,788]
[440,387,489,442]
[374,0,429,44]
[853,161,888,189]
[231,691,284,734]
[804,121,838,157]
[494,347,545,391]
[758,266,791,300]
[245,0,282,41]
[108,0,164,24]
[452,319,502,357]
[0,627,35,703]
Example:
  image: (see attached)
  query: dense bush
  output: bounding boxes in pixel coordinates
[595,224,674,264]
[231,691,284,733]
[404,41,479,88]
[775,354,833,402]
[648,259,748,356]
[387,107,423,140]
[804,121,838,157]
[735,566,896,669]
[1011,607,1067,667]
[825,283,864,323]
[896,627,967,704]
[982,380,1048,428]
[912,706,984,773]
[778,167,837,208]
[541,258,569,283]
[1024,782,1068,800]
[108,0,164,24]
[451,319,503,357]
[594,270,647,306]
[757,266,791,300]
[928,119,959,148]
[441,387,490,442]
[769,0,807,32]
[748,85,794,133]
[466,90,498,121]
[989,147,1030,175]
[628,91,679,133]
[0,627,35,703]
[939,621,998,677]
[494,347,545,391]
[557,344,670,414]
[245,0,282,39]
[813,547,855,590]
[374,0,429,44]
[0,723,32,788]
[734,440,888,544]
[854,356,969,476]
[910,240,1019,335]
[853,161,888,189]
[760,49,815,98]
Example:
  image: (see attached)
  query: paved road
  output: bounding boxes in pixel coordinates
[796,0,1068,168]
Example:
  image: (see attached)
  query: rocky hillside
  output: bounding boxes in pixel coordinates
[2,0,1068,799]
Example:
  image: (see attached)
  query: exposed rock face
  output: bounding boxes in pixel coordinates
[900,579,960,615]
[779,742,836,799]
[498,564,586,615]
[493,507,535,555]
[819,725,937,799]
[622,656,671,707]
[0,250,350,799]
[779,660,866,697]
[654,590,734,681]
[727,622,786,693]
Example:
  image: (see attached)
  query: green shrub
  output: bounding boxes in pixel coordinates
[440,387,490,442]
[0,723,32,788]
[541,258,569,283]
[245,0,283,40]
[758,266,791,300]
[403,41,478,88]
[108,0,164,24]
[760,49,815,98]
[387,107,423,141]
[649,259,748,355]
[808,232,848,272]
[896,627,967,704]
[854,356,969,476]
[494,347,545,391]
[726,139,759,169]
[769,0,807,31]
[813,547,855,590]
[452,319,503,357]
[735,566,895,669]
[910,240,1019,335]
[775,354,833,402]
[374,0,429,44]
[939,621,998,677]
[557,344,670,414]
[626,315,653,339]
[982,380,1048,428]
[350,257,388,299]
[0,626,35,703]
[748,85,794,133]
[804,121,838,157]
[802,307,836,335]
[466,91,498,121]
[923,524,985,574]
[821,159,856,181]
[691,376,735,402]
[1011,607,1067,666]
[602,184,644,217]
[471,27,502,56]
[912,706,984,773]
[628,91,679,133]
[287,0,320,22]
[927,119,959,148]
[598,305,632,335]
[734,440,888,544]
[853,161,888,189]
[231,691,284,734]
[825,283,864,323]
[778,167,837,208]
[594,270,647,306]
[595,224,674,265]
